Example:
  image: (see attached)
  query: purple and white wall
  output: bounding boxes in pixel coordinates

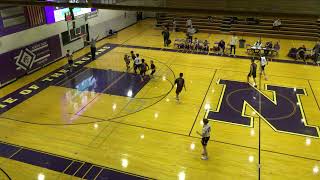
[0,9,139,87]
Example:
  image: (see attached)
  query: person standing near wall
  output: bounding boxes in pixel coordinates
[186,26,195,42]
[230,33,238,57]
[186,18,192,27]
[172,19,177,32]
[162,27,170,47]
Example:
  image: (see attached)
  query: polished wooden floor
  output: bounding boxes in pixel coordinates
[0,19,320,180]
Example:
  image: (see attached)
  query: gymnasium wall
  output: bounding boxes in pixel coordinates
[87,10,137,43]
[0,9,137,55]
[0,9,138,87]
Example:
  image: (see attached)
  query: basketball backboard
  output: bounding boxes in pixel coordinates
[67,15,87,41]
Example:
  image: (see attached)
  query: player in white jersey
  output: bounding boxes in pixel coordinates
[260,56,268,80]
[197,118,211,160]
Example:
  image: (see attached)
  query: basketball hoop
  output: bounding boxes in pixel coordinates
[66,16,87,42]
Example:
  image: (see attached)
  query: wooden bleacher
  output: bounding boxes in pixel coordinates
[156,13,320,41]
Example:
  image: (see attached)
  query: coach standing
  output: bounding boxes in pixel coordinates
[85,35,99,60]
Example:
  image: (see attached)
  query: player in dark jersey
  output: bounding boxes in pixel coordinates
[247,59,257,87]
[130,51,136,60]
[124,54,130,71]
[140,59,149,82]
[150,60,156,77]
[174,73,186,101]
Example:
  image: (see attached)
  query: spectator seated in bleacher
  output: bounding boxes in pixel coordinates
[174,37,210,53]
[253,40,262,48]
[194,38,201,51]
[273,18,281,31]
[174,38,185,48]
[250,40,263,55]
[246,17,260,25]
[218,40,226,55]
[203,40,209,52]
[209,16,219,23]
[296,45,307,61]
[273,42,280,56]
[288,48,298,59]
[229,16,238,24]
[312,41,320,63]
[264,41,273,56]
[186,38,193,50]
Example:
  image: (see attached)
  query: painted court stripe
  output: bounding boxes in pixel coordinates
[0,141,151,179]
[75,162,92,177]
[0,142,20,158]
[64,161,83,175]
[11,149,73,172]
[0,44,118,115]
[84,166,102,179]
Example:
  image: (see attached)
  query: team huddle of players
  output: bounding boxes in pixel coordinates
[123,51,156,82]
[124,51,187,101]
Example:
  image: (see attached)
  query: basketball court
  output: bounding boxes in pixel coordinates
[0,19,319,179]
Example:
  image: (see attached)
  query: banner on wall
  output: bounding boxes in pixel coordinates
[44,5,96,24]
[0,35,62,87]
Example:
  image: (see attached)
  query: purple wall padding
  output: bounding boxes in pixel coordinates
[0,35,62,86]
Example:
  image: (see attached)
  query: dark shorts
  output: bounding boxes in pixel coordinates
[140,70,146,75]
[68,60,73,65]
[261,65,265,70]
[134,64,140,70]
[201,137,210,146]
[176,87,183,94]
[248,72,256,78]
